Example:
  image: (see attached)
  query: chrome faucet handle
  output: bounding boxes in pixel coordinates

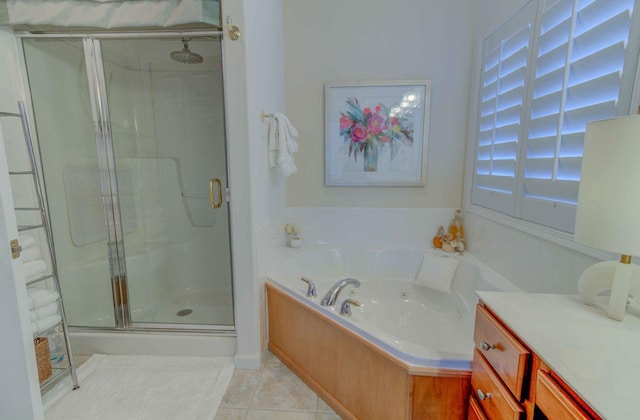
[300,276,317,297]
[339,298,361,316]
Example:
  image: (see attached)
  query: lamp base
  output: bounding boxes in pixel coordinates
[578,260,640,320]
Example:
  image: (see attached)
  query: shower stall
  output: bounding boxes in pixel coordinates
[18,33,234,335]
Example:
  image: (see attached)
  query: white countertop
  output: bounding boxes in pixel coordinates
[477,292,640,420]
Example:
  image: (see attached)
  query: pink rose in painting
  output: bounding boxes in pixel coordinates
[375,105,381,113]
[350,123,368,142]
[381,136,389,143]
[390,116,398,125]
[367,113,386,135]
[363,107,372,115]
[340,115,353,131]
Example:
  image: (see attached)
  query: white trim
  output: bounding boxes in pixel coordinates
[233,353,261,370]
[70,331,236,357]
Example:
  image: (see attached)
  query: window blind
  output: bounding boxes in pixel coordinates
[472,0,639,232]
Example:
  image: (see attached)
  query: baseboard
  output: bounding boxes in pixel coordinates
[70,331,236,357]
[233,353,261,369]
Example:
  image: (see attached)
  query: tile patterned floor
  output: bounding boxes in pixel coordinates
[215,352,342,420]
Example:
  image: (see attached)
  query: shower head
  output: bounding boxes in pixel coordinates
[170,38,203,64]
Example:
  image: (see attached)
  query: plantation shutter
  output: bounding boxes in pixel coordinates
[472,0,640,233]
[471,3,536,215]
[520,0,638,232]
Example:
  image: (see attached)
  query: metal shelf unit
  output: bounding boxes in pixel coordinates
[4,101,79,392]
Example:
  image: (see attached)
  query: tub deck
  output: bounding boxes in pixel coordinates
[266,282,471,419]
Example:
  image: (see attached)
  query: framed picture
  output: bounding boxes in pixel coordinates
[324,80,430,186]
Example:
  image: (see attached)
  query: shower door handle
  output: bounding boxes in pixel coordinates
[209,178,223,209]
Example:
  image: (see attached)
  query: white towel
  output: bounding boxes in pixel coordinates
[29,311,37,322]
[19,234,36,249]
[268,112,299,177]
[26,288,59,310]
[33,302,59,320]
[32,314,61,336]
[21,245,41,263]
[23,259,47,280]
[414,252,459,294]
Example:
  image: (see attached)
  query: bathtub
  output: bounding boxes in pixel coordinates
[266,247,521,419]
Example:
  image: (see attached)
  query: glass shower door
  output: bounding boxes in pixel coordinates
[98,37,234,327]
[22,38,117,328]
[22,35,234,330]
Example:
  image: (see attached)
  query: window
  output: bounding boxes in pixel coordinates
[471,0,640,232]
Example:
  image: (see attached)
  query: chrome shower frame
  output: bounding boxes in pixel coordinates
[14,30,233,335]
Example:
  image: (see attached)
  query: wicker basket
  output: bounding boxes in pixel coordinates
[34,337,52,383]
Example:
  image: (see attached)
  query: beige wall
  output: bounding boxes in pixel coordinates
[283,0,477,208]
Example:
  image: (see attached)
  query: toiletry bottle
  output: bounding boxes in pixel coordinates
[448,209,464,240]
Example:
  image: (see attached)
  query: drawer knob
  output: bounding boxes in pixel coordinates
[480,341,495,351]
[477,389,492,401]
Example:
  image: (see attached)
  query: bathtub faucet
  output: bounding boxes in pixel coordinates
[320,278,361,306]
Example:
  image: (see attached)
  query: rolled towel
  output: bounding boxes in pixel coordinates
[32,314,61,336]
[414,252,459,294]
[26,288,60,309]
[21,245,41,263]
[33,302,59,320]
[23,259,47,280]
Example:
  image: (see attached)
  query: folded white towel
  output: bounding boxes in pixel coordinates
[29,311,37,322]
[19,234,36,249]
[21,245,41,263]
[268,112,299,177]
[26,288,59,310]
[32,314,61,336]
[414,252,459,294]
[23,259,47,280]
[33,302,59,320]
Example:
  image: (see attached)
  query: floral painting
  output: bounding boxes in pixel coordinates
[325,81,430,186]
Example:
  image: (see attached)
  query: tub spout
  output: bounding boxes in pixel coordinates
[320,277,361,306]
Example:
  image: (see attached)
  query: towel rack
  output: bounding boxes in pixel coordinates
[5,101,79,392]
[260,111,274,120]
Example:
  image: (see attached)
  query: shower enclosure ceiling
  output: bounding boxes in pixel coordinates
[20,35,234,331]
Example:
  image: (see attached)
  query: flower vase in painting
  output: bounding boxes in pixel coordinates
[339,98,413,173]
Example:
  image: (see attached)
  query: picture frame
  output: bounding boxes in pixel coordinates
[324,80,430,186]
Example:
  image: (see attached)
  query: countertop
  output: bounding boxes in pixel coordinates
[477,292,640,420]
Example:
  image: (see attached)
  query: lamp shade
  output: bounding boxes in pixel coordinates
[574,115,640,256]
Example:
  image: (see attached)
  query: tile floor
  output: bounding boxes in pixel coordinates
[72,352,339,420]
[215,352,342,420]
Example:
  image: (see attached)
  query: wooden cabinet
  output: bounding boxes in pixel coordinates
[471,349,524,419]
[474,304,529,401]
[469,303,599,420]
[535,370,590,420]
[468,396,488,420]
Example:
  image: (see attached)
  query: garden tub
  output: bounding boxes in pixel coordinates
[266,247,520,419]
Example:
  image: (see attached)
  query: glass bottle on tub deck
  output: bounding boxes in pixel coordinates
[448,209,464,241]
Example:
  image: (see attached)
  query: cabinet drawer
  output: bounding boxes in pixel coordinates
[536,370,590,420]
[474,304,530,400]
[468,395,488,420]
[471,349,524,420]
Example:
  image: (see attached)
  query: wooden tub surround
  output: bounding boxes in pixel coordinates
[266,282,471,420]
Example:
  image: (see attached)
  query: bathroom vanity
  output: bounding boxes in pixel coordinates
[472,292,640,419]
